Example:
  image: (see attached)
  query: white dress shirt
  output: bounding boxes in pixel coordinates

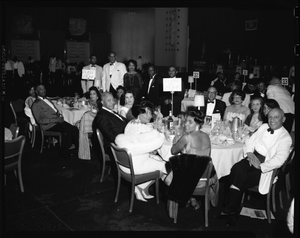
[147,74,156,94]
[38,96,57,113]
[109,62,115,77]
[206,99,216,116]
[102,106,124,121]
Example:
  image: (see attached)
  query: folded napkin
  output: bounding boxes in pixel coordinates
[211,135,235,145]
[62,104,69,108]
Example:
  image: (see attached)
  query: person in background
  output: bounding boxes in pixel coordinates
[102,51,127,98]
[81,55,103,94]
[266,76,294,132]
[13,56,25,88]
[114,85,125,113]
[88,86,101,113]
[119,90,135,121]
[210,72,228,96]
[48,54,57,85]
[201,86,226,120]
[138,64,163,107]
[24,86,38,130]
[161,66,185,117]
[115,101,167,202]
[244,96,265,134]
[31,84,79,158]
[123,59,143,97]
[256,80,267,98]
[262,98,280,122]
[55,56,64,87]
[223,89,251,125]
[221,108,292,227]
[222,81,243,106]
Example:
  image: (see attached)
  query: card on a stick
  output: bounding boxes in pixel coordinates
[163,78,182,92]
[82,69,96,80]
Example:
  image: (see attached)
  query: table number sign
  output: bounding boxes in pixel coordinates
[242,69,248,76]
[82,69,96,80]
[163,78,182,92]
[281,77,289,86]
[193,71,200,78]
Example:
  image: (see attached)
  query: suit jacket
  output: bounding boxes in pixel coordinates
[102,62,127,91]
[200,99,226,120]
[243,123,292,194]
[82,64,103,90]
[138,74,163,105]
[92,107,128,147]
[31,97,60,131]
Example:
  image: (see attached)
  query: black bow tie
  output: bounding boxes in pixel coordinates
[91,65,96,67]
[110,63,114,66]
[207,101,214,104]
[267,128,274,134]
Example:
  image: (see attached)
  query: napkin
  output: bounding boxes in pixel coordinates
[62,104,69,108]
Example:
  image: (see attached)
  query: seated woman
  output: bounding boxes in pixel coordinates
[223,89,251,126]
[24,86,37,130]
[114,85,125,113]
[119,90,135,121]
[115,101,167,202]
[165,110,218,209]
[244,96,265,134]
[88,86,101,113]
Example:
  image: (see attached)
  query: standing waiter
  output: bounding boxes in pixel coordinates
[81,55,103,94]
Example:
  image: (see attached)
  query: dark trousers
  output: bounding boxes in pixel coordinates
[48,121,79,149]
[109,84,117,98]
[230,159,261,191]
[283,113,294,133]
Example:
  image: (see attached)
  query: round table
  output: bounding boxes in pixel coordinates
[55,104,90,125]
[158,139,244,180]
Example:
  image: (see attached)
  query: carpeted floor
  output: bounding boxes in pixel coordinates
[3,125,295,237]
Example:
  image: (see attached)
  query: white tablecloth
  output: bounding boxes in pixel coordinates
[181,98,195,112]
[158,140,244,179]
[55,104,89,125]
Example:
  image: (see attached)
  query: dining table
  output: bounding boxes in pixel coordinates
[157,133,245,180]
[181,95,222,112]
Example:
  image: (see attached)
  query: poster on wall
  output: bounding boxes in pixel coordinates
[67,18,88,41]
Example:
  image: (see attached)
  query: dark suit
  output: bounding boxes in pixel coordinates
[138,74,163,106]
[92,107,128,147]
[31,97,79,149]
[200,99,227,120]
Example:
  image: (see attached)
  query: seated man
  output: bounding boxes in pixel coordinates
[201,86,226,120]
[31,85,79,158]
[221,108,292,226]
[92,92,128,149]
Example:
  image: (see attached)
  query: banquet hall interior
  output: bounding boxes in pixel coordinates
[1,1,298,236]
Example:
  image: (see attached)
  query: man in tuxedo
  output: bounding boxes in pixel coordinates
[161,66,185,117]
[92,92,128,148]
[210,72,228,96]
[201,86,226,120]
[220,108,292,226]
[138,65,163,106]
[31,85,79,158]
[102,52,127,98]
[81,55,103,94]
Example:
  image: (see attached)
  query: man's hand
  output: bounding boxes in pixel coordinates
[247,152,261,169]
[164,99,172,105]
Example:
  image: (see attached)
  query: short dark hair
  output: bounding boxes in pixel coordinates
[90,54,97,59]
[131,100,154,118]
[120,90,134,106]
[229,89,246,104]
[116,85,125,92]
[265,98,280,109]
[186,110,205,127]
[108,51,116,56]
[127,59,137,69]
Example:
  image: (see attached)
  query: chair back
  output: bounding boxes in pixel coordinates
[110,142,135,178]
[96,129,107,158]
[10,99,26,124]
[9,123,20,139]
[5,135,26,161]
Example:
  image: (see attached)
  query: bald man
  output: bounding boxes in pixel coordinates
[267,77,294,132]
[220,108,292,226]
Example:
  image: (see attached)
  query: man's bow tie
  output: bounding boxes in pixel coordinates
[91,65,96,67]
[207,101,214,104]
[267,128,274,134]
[110,63,114,66]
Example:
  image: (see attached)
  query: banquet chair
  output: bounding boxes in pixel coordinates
[110,143,160,213]
[4,135,26,193]
[276,147,295,209]
[10,99,30,133]
[166,154,215,227]
[241,167,280,224]
[96,129,111,182]
[9,123,20,139]
[38,124,62,153]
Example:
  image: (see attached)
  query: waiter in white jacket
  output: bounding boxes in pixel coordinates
[102,51,127,98]
[220,108,292,226]
[81,55,103,94]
